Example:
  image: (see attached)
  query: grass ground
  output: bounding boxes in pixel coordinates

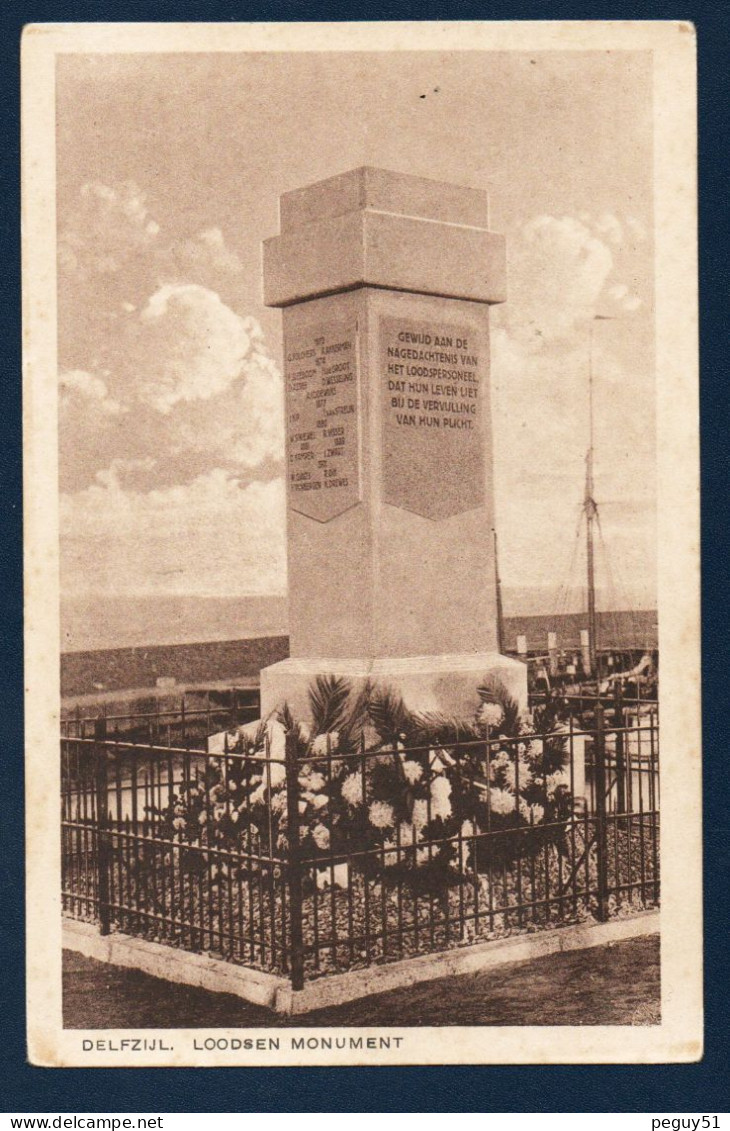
[63,933,659,1029]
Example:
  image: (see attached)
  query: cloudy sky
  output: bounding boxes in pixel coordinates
[56,49,656,619]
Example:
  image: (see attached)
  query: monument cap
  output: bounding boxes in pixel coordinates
[279,165,491,232]
[263,165,506,308]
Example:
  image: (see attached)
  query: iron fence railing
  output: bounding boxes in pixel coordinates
[61,699,659,990]
[61,689,261,748]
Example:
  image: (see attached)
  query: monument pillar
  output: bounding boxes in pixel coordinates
[260,166,526,720]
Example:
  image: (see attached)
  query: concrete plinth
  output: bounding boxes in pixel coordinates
[261,167,526,720]
[260,651,527,721]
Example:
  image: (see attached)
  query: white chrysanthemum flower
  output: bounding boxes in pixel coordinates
[519,801,545,825]
[308,772,326,792]
[249,784,266,806]
[382,839,400,867]
[268,760,286,789]
[402,759,423,785]
[341,772,364,807]
[311,793,329,811]
[488,751,510,780]
[312,731,339,757]
[430,775,452,820]
[172,817,186,832]
[412,799,430,831]
[369,800,395,829]
[546,770,570,797]
[311,823,330,851]
[270,790,287,816]
[503,758,534,792]
[489,787,517,816]
[478,701,505,728]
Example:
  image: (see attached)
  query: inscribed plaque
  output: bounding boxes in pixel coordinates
[380,315,487,519]
[285,321,360,522]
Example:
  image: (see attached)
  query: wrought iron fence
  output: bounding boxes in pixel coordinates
[61,698,659,990]
[61,689,261,748]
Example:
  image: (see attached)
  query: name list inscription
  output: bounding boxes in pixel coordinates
[381,316,487,520]
[286,321,360,522]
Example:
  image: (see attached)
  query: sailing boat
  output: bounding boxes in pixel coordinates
[495,314,658,696]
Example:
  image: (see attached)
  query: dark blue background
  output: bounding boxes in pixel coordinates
[3,1,729,1111]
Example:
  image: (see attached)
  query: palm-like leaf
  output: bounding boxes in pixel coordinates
[367,686,415,744]
[276,701,297,735]
[410,711,483,747]
[476,675,521,736]
[251,719,268,750]
[337,679,373,756]
[308,674,353,736]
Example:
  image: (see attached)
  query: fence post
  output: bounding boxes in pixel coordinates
[284,730,305,992]
[593,704,610,922]
[614,684,627,815]
[94,716,111,936]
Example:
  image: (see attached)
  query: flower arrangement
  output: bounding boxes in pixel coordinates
[158,673,576,895]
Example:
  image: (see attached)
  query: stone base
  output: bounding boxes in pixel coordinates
[260,652,527,722]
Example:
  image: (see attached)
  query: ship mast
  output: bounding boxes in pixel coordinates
[493,527,505,654]
[585,323,598,675]
[585,315,614,677]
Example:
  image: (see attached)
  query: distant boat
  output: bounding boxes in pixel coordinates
[495,315,657,691]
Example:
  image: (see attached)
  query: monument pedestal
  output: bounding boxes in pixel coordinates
[261,167,527,722]
[260,652,527,722]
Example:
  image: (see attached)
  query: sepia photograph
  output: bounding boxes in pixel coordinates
[22,20,700,1067]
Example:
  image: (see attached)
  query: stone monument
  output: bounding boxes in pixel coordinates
[260,166,526,720]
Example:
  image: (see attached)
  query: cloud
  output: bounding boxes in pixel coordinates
[58,181,159,281]
[490,211,655,599]
[607,283,643,314]
[498,215,614,345]
[58,179,284,501]
[626,216,648,243]
[594,213,624,245]
[133,283,258,413]
[60,469,287,597]
[60,369,125,416]
[168,227,244,279]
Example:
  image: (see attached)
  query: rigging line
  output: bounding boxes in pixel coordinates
[595,513,641,650]
[551,518,578,620]
[595,513,624,648]
[553,500,585,623]
[595,511,644,652]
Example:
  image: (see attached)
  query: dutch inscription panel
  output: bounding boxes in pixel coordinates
[285,321,360,522]
[381,315,487,520]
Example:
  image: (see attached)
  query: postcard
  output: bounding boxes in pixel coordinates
[22,20,700,1066]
